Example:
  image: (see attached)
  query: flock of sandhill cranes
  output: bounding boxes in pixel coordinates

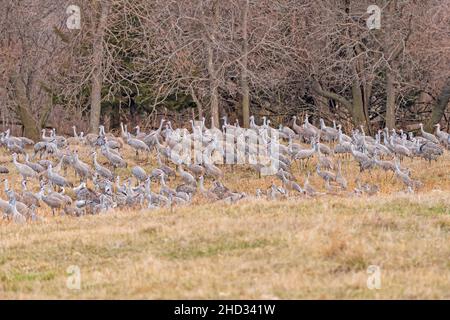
[0,115,448,224]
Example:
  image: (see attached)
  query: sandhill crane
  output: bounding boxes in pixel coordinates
[176,183,197,196]
[67,126,83,145]
[320,119,339,142]
[315,136,332,156]
[72,151,91,182]
[156,152,176,179]
[37,187,67,216]
[49,128,68,148]
[222,192,246,204]
[292,116,305,137]
[303,172,323,197]
[92,151,114,181]
[279,123,296,140]
[12,153,37,181]
[187,163,205,178]
[268,182,286,200]
[388,136,411,160]
[303,114,320,136]
[24,154,45,173]
[131,166,148,185]
[394,160,418,191]
[158,175,176,198]
[249,116,261,131]
[33,140,48,159]
[178,165,196,185]
[316,142,334,170]
[134,126,147,139]
[73,182,99,202]
[210,180,232,199]
[47,164,73,188]
[17,181,40,208]
[126,133,150,159]
[350,144,370,164]
[203,154,223,180]
[104,135,123,150]
[198,176,219,200]
[1,185,30,219]
[419,123,439,144]
[101,145,127,170]
[292,142,315,168]
[334,130,352,157]
[6,139,27,157]
[6,192,26,224]
[434,124,449,148]
[3,129,33,147]
[316,164,336,183]
[276,168,295,182]
[374,156,396,176]
[417,141,443,162]
[287,137,305,157]
[280,172,303,196]
[373,131,392,158]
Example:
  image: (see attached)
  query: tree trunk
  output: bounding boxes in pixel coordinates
[89,0,110,133]
[351,82,368,131]
[207,42,220,129]
[313,92,332,120]
[11,75,40,141]
[16,104,40,141]
[190,86,203,120]
[385,70,396,129]
[426,76,450,131]
[205,0,220,129]
[240,0,250,128]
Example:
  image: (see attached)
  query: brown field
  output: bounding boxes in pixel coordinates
[0,147,449,299]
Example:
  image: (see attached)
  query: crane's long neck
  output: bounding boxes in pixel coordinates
[320,119,325,129]
[120,123,125,136]
[338,130,343,143]
[157,118,165,132]
[145,179,151,194]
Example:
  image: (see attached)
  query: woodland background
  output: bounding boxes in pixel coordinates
[0,0,449,140]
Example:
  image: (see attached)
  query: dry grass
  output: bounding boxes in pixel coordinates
[0,147,449,299]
